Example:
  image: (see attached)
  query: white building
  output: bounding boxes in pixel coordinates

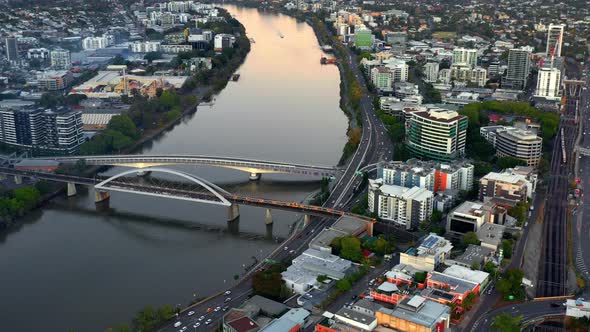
[214,34,236,51]
[383,58,409,82]
[129,41,162,53]
[446,201,498,235]
[424,62,439,83]
[368,181,433,230]
[399,233,453,271]
[82,36,109,50]
[480,125,543,167]
[27,48,49,60]
[535,66,562,100]
[452,48,478,67]
[50,49,71,70]
[566,299,590,318]
[281,248,352,294]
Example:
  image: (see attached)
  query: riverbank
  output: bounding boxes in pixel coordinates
[220,2,362,167]
[0,7,251,234]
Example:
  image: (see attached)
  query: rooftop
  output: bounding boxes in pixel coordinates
[428,271,479,295]
[451,244,494,266]
[476,223,506,248]
[378,295,450,328]
[443,265,490,286]
[413,108,464,123]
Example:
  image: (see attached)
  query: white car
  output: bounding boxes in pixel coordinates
[205,319,212,325]
[198,316,205,321]
[224,290,232,295]
[214,306,221,312]
[188,311,195,316]
[193,323,200,328]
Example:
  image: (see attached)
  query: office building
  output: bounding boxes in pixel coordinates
[546,24,565,57]
[368,181,434,230]
[0,107,83,154]
[5,37,18,63]
[376,296,450,332]
[480,126,542,166]
[452,48,477,67]
[535,66,562,100]
[385,31,407,45]
[214,34,236,51]
[447,201,492,234]
[479,171,533,204]
[383,58,409,82]
[406,108,468,162]
[50,48,71,70]
[82,36,109,50]
[424,62,439,83]
[503,47,531,90]
[399,233,453,272]
[377,159,474,193]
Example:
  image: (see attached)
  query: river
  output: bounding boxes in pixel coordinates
[0,5,347,332]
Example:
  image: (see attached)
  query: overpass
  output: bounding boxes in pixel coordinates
[0,167,375,227]
[31,154,342,180]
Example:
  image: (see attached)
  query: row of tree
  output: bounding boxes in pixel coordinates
[0,187,42,227]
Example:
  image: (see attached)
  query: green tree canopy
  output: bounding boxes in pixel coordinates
[491,312,523,332]
[462,232,481,246]
[107,115,139,139]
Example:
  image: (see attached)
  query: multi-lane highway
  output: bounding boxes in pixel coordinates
[158,19,394,332]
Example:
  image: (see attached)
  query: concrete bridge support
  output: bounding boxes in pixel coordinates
[265,208,273,225]
[303,214,311,227]
[67,182,77,197]
[14,175,22,184]
[249,172,261,181]
[227,203,240,221]
[94,190,110,203]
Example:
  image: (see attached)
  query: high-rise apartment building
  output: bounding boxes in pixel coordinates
[535,66,562,100]
[50,48,71,70]
[5,37,18,63]
[368,181,434,230]
[546,24,565,57]
[424,62,439,83]
[503,47,531,90]
[480,126,543,167]
[0,107,83,154]
[452,48,477,67]
[406,108,468,162]
[82,36,109,50]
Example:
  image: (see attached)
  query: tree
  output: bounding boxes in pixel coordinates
[12,187,40,211]
[107,115,139,139]
[483,261,497,276]
[430,210,443,224]
[491,313,523,332]
[111,55,126,65]
[496,156,527,170]
[340,236,363,262]
[144,51,163,63]
[471,262,481,270]
[501,240,513,259]
[252,264,288,300]
[414,271,427,283]
[336,279,352,291]
[496,268,525,299]
[462,292,477,311]
[317,275,328,283]
[462,232,481,246]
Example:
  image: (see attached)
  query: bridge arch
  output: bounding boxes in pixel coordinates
[94,167,232,206]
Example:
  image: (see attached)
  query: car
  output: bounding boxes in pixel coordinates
[174,322,182,328]
[198,316,205,321]
[193,323,200,328]
[207,308,213,313]
[222,306,229,311]
[284,246,289,250]
[205,319,212,325]
[225,297,231,302]
[214,306,221,312]
[180,327,187,332]
[188,311,195,316]
[289,250,295,254]
[224,290,231,295]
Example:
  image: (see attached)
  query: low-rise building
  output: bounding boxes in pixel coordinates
[566,298,590,319]
[214,33,236,51]
[37,70,73,91]
[476,223,506,251]
[376,295,450,332]
[445,244,494,269]
[443,265,490,290]
[479,171,533,206]
[425,271,480,303]
[260,308,309,332]
[370,281,408,305]
[334,305,378,331]
[282,248,352,294]
[399,233,453,272]
[446,201,502,235]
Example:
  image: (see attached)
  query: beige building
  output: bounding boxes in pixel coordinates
[399,233,452,272]
[479,171,533,205]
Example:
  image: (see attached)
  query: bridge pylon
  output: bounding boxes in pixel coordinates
[265,208,273,225]
[249,172,261,181]
[94,190,110,204]
[227,203,240,222]
[67,182,77,197]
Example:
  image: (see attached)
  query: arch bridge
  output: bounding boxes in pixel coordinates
[33,154,342,180]
[0,167,374,228]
